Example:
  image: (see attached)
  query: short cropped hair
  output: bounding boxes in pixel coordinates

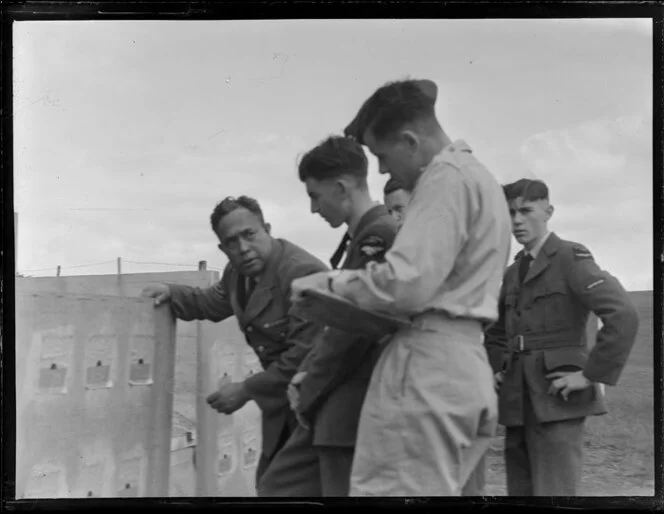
[383,176,410,196]
[298,135,368,182]
[344,79,438,144]
[503,179,549,202]
[210,195,266,233]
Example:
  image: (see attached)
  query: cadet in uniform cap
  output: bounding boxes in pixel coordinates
[142,196,328,486]
[258,135,398,496]
[290,78,511,496]
[484,179,639,496]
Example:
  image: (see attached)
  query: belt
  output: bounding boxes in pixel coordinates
[508,330,583,354]
[503,331,584,373]
[409,312,483,345]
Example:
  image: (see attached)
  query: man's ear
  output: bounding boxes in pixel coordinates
[546,203,554,220]
[336,179,349,196]
[400,129,419,152]
[264,222,272,234]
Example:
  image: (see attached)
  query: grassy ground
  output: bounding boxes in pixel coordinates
[172,291,656,496]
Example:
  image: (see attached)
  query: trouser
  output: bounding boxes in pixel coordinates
[504,391,586,496]
[255,420,295,487]
[461,453,487,496]
[257,423,354,497]
[350,317,497,496]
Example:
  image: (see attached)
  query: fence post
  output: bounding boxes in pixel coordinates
[14,212,17,268]
[117,257,122,275]
[56,265,61,277]
[194,272,220,496]
[198,260,207,271]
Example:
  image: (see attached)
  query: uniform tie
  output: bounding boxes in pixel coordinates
[519,253,534,285]
[246,276,258,302]
[240,276,258,308]
[330,232,351,270]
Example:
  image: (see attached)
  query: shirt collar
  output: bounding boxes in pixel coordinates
[526,231,552,260]
[415,139,472,184]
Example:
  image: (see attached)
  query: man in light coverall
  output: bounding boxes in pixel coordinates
[290,78,512,496]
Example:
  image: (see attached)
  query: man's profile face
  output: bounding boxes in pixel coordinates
[507,196,553,250]
[304,177,347,229]
[363,128,420,190]
[384,188,412,226]
[215,207,273,277]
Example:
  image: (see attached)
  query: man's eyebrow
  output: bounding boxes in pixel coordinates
[222,232,240,243]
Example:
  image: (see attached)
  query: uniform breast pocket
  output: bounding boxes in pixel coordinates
[259,316,290,345]
[533,280,570,331]
[504,293,519,333]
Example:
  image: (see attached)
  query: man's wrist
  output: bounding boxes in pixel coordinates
[239,381,252,401]
[327,270,344,294]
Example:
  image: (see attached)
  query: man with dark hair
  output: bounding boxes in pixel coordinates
[257,135,398,496]
[484,178,639,496]
[290,79,511,496]
[141,195,328,485]
[382,177,411,227]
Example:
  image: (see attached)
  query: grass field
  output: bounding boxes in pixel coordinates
[172,290,656,496]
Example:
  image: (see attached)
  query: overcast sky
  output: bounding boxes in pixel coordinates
[13,19,653,291]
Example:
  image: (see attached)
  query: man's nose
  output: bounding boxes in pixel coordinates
[238,238,250,253]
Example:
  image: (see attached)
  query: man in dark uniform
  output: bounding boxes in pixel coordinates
[484,178,639,496]
[141,195,328,484]
[257,135,398,496]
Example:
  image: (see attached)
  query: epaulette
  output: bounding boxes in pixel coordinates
[572,243,594,261]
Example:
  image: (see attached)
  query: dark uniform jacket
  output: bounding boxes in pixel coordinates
[484,232,639,427]
[168,238,328,458]
[296,205,399,447]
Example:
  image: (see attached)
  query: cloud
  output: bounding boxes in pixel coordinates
[518,114,652,291]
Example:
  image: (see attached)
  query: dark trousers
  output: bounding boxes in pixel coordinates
[255,420,295,486]
[505,392,586,496]
[257,424,354,497]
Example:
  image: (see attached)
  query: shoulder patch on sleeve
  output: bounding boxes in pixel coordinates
[573,244,594,261]
[585,279,605,290]
[360,235,388,257]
